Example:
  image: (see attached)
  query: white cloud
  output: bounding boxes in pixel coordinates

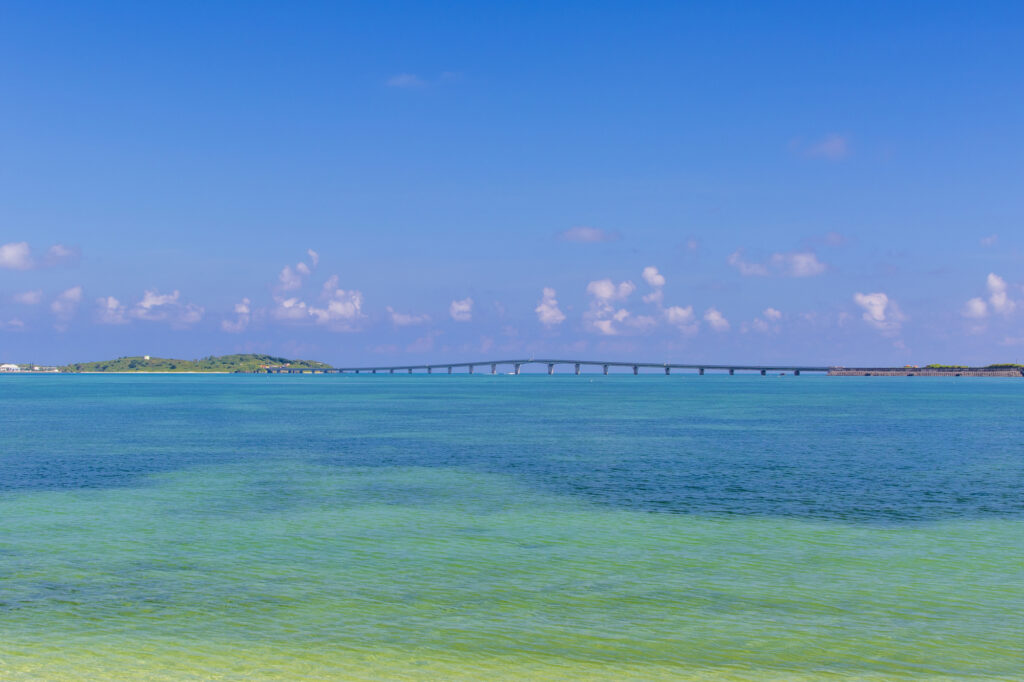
[96,296,128,324]
[12,290,43,305]
[128,289,204,327]
[0,242,33,270]
[962,297,988,319]
[586,279,635,301]
[987,273,1015,316]
[641,266,665,303]
[387,306,430,326]
[748,307,782,334]
[665,305,695,325]
[727,251,770,276]
[308,280,365,330]
[50,286,83,330]
[535,287,566,327]
[449,297,474,322]
[222,298,252,333]
[854,292,904,334]
[277,250,318,291]
[980,234,998,247]
[44,244,79,266]
[386,73,426,88]
[279,265,303,291]
[2,318,25,330]
[805,133,849,160]
[703,307,730,332]
[962,273,1017,324]
[730,250,825,277]
[772,252,826,277]
[664,305,698,335]
[558,226,619,243]
[641,266,665,288]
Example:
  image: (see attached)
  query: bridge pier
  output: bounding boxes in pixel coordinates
[468,365,474,375]
[665,367,670,375]
[408,368,412,374]
[491,363,496,375]
[729,369,734,375]
[372,369,376,374]
[547,363,555,375]
[355,369,360,374]
[514,363,521,375]
[794,370,800,376]
[699,368,704,375]
[574,363,580,375]
[427,366,432,374]
[603,364,608,375]
[448,366,452,374]
[633,366,638,375]
[760,369,766,376]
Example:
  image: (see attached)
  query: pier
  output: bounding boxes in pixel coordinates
[261,359,830,375]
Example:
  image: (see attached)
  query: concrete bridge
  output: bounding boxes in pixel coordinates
[263,359,830,376]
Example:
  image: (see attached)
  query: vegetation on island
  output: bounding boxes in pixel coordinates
[61,354,331,373]
[925,363,1024,369]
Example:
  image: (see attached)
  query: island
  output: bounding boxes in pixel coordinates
[60,354,332,373]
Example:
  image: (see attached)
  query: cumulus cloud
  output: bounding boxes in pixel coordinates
[664,305,698,335]
[387,306,430,326]
[703,307,730,332]
[222,298,252,333]
[727,251,770,276]
[730,250,825,277]
[586,279,635,301]
[277,250,319,292]
[641,266,665,303]
[0,242,33,270]
[986,273,1015,315]
[50,286,83,330]
[535,287,566,327]
[449,297,473,322]
[112,289,206,327]
[962,273,1017,325]
[748,307,782,334]
[854,292,904,334]
[0,242,79,270]
[772,252,826,277]
[980,234,998,247]
[95,296,128,324]
[962,297,988,319]
[44,244,80,266]
[12,290,43,305]
[559,226,619,243]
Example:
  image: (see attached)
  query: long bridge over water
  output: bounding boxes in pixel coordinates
[264,359,830,376]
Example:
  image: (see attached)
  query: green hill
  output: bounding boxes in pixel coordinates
[61,354,332,373]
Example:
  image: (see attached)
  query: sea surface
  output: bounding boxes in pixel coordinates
[1,374,1022,680]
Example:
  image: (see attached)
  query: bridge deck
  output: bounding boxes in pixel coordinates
[264,359,831,374]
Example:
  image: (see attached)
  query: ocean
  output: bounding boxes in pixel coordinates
[1,374,1022,680]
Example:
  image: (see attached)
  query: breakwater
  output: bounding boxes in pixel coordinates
[828,367,1024,377]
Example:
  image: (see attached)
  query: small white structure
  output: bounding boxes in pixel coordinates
[144,355,151,360]
[0,363,21,373]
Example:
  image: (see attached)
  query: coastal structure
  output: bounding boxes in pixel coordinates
[263,359,826,375]
[259,359,1024,377]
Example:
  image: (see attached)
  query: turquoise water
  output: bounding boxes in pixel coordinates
[1,375,1022,679]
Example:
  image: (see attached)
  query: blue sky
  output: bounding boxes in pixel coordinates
[2,1,1023,365]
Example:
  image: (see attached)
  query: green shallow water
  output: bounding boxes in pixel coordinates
[1,375,1022,679]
